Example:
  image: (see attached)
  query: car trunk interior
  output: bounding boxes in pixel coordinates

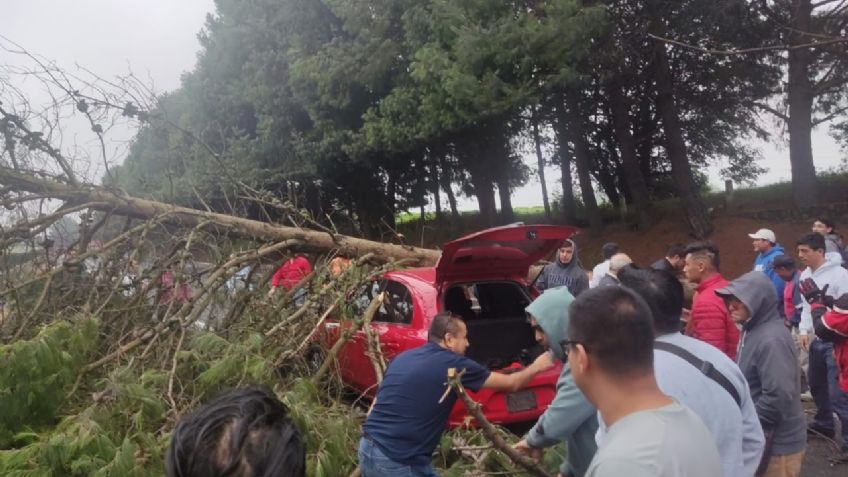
[443,281,542,370]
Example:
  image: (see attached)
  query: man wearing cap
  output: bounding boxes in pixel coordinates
[716,272,806,477]
[750,228,786,309]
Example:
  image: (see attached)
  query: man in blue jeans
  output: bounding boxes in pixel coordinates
[359,312,554,476]
[797,233,848,450]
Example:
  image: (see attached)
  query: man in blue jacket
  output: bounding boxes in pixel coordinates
[750,228,785,312]
[514,287,598,477]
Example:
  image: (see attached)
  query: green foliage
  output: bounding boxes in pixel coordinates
[0,317,99,447]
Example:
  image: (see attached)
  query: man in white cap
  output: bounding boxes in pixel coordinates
[750,228,786,309]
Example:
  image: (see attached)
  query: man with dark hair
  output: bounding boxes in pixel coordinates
[716,272,807,477]
[749,228,786,307]
[799,281,848,463]
[683,241,740,359]
[812,217,844,265]
[616,268,764,477]
[773,255,809,389]
[537,239,589,297]
[651,243,686,274]
[360,312,553,476]
[796,232,848,448]
[513,287,598,477]
[590,242,620,288]
[566,286,722,477]
[166,386,305,477]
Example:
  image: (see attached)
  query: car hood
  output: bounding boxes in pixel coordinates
[435,224,578,284]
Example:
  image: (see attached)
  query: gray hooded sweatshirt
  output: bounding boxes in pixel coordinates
[718,272,806,456]
[536,239,589,297]
[525,287,598,476]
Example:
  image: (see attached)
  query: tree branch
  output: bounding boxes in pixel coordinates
[647,33,848,56]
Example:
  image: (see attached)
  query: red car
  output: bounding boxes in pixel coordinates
[315,224,578,426]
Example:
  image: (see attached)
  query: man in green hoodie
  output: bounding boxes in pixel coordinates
[514,286,598,477]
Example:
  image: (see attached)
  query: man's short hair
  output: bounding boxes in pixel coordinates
[797,232,825,252]
[816,217,836,231]
[684,241,721,270]
[666,243,686,259]
[560,239,575,250]
[771,254,796,270]
[428,312,465,344]
[166,387,305,477]
[601,242,620,260]
[568,286,655,377]
[618,268,684,335]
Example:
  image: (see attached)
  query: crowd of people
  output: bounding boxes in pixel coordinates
[165,217,848,477]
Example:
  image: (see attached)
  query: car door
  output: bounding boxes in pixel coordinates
[343,279,417,393]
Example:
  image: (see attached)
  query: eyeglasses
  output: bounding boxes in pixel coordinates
[560,340,585,357]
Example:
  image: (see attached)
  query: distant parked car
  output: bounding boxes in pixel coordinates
[313,224,578,426]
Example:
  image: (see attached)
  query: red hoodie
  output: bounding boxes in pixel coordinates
[271,256,312,290]
[686,273,740,360]
[819,307,848,392]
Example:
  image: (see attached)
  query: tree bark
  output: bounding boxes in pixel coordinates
[651,36,713,238]
[0,166,442,265]
[787,0,819,207]
[608,82,652,229]
[531,108,552,221]
[553,92,576,225]
[439,155,460,222]
[564,90,603,236]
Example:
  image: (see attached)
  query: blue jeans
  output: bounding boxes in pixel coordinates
[808,339,848,449]
[358,437,439,477]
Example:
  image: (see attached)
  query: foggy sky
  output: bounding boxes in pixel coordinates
[0,0,845,209]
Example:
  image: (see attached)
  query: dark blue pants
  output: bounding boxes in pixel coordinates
[358,437,439,477]
[809,339,848,449]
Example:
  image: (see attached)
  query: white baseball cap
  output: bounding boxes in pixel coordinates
[748,228,776,243]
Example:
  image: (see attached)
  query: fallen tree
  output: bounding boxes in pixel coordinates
[0,166,442,266]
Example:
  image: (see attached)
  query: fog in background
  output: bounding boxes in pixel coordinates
[1,0,845,211]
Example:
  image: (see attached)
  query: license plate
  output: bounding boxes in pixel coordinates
[506,390,537,413]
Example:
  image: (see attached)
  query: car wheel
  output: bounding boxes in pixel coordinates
[304,345,326,375]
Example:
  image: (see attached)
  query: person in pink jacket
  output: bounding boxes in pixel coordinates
[683,242,740,360]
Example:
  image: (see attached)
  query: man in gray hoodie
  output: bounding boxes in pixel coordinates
[716,272,806,477]
[536,239,589,297]
[514,286,598,477]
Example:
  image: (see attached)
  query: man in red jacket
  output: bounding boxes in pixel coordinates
[800,281,848,463]
[268,254,312,304]
[683,242,740,360]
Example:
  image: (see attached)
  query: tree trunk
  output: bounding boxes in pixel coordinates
[564,90,603,236]
[439,156,460,222]
[608,82,652,229]
[531,108,552,221]
[430,161,442,221]
[0,166,442,265]
[787,0,819,207]
[496,177,515,224]
[651,37,713,238]
[553,92,576,224]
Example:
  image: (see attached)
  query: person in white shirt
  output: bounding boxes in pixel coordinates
[567,286,722,477]
[589,243,619,288]
[796,232,848,449]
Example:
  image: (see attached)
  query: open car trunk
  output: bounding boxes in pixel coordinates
[443,281,542,369]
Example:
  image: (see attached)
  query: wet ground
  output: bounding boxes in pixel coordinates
[802,403,846,476]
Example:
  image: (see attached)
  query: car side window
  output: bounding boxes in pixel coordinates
[350,280,413,325]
